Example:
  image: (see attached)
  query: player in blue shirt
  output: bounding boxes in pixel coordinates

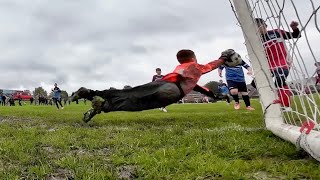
[52,83,64,110]
[218,60,255,110]
[218,80,231,104]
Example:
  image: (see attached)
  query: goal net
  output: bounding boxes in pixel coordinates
[230,0,320,161]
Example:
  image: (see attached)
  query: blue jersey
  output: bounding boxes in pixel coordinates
[53,87,61,99]
[219,61,250,82]
[218,83,229,94]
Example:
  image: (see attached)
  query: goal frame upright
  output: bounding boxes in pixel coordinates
[232,0,320,162]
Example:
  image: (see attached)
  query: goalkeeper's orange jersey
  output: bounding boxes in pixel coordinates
[162,59,224,95]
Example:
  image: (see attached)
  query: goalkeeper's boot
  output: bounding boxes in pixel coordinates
[83,108,98,123]
[83,96,104,123]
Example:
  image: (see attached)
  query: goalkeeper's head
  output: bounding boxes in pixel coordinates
[255,18,268,34]
[176,49,197,64]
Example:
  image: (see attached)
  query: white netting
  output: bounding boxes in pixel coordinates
[230,0,320,132]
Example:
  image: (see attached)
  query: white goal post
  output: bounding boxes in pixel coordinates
[231,0,320,161]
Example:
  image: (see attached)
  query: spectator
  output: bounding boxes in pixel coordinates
[52,83,64,110]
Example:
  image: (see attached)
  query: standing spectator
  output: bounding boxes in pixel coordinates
[30,97,34,105]
[9,95,15,106]
[52,83,64,110]
[39,96,42,105]
[18,95,22,106]
[152,68,167,112]
[1,95,6,106]
[203,96,209,103]
[314,62,320,86]
[152,68,164,82]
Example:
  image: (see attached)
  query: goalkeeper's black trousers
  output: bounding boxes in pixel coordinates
[89,81,185,112]
[87,81,216,112]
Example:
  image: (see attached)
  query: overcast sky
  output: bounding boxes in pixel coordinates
[0,0,319,94]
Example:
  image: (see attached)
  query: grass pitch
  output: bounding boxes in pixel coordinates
[0,100,319,179]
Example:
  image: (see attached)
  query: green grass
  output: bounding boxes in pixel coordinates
[0,100,319,179]
[283,94,320,126]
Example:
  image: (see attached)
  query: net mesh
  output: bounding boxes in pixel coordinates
[229,0,320,131]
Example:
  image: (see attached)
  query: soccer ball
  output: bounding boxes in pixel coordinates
[224,52,243,67]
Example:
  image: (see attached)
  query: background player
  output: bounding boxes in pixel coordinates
[152,68,167,112]
[52,83,64,110]
[218,60,255,110]
[255,18,300,109]
[218,79,231,105]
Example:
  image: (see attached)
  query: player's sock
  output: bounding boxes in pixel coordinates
[91,96,105,113]
[232,95,239,103]
[242,95,251,107]
[279,86,291,107]
[226,96,230,103]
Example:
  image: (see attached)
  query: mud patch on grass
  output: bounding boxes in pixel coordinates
[43,146,57,154]
[47,127,58,132]
[67,146,112,157]
[95,147,112,156]
[0,116,34,123]
[40,124,47,128]
[199,173,223,179]
[68,146,90,156]
[117,165,138,180]
[249,171,287,180]
[44,168,74,180]
[249,171,310,180]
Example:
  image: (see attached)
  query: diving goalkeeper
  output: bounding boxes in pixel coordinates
[71,49,240,122]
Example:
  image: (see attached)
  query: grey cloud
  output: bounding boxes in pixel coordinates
[3,61,56,72]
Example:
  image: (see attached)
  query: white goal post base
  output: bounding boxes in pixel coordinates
[267,122,320,161]
[232,0,320,162]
